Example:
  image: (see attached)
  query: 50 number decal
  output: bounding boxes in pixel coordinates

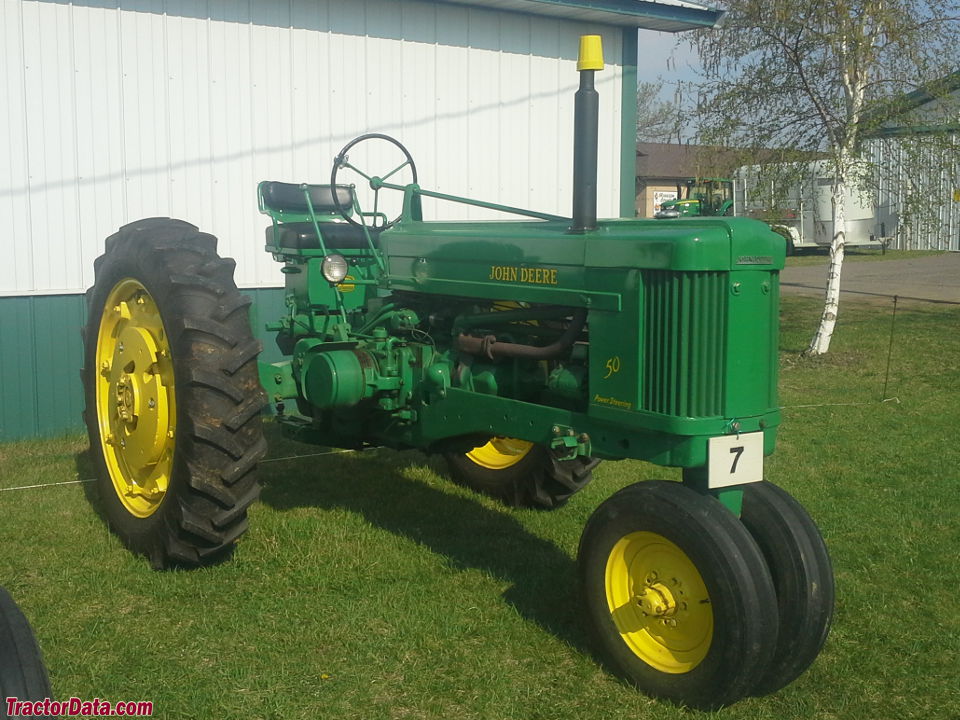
[603,356,622,379]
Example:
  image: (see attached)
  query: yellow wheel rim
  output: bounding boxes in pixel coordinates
[605,531,713,674]
[466,437,534,470]
[94,279,176,518]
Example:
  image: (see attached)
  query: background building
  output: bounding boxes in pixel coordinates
[0,0,722,440]
[865,72,960,252]
[634,141,739,216]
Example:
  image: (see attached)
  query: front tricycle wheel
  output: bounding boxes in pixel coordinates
[578,481,779,709]
[739,481,834,695]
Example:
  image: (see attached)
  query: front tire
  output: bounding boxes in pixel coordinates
[444,438,598,509]
[82,219,267,568]
[578,481,779,709]
[740,482,834,695]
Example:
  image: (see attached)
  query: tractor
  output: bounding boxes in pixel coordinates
[655,177,735,218]
[81,36,833,709]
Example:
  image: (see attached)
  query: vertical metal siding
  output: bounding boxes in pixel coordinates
[0,288,288,442]
[870,135,960,251]
[0,295,87,440]
[0,0,629,441]
[1,0,626,297]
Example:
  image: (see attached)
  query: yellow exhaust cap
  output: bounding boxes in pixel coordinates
[577,35,604,71]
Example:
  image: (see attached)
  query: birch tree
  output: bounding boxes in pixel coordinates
[694,0,960,354]
[636,81,683,143]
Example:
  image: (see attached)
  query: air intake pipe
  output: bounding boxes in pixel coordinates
[569,35,604,233]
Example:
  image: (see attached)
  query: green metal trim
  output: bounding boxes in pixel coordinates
[620,27,638,218]
[407,388,775,467]
[459,0,725,29]
[0,294,86,441]
[859,71,960,130]
[863,123,960,138]
[0,288,288,442]
[715,488,744,516]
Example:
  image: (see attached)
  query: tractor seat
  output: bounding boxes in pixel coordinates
[260,181,354,214]
[260,181,381,249]
[266,221,381,250]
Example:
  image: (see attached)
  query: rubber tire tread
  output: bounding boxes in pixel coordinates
[444,443,599,509]
[82,218,267,569]
[0,587,53,719]
[740,481,834,695]
[577,481,779,710]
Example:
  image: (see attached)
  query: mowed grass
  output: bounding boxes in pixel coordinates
[784,248,946,267]
[1,295,958,720]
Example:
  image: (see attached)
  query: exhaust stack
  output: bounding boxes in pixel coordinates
[570,35,603,233]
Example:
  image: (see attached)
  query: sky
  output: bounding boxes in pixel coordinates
[635,29,702,102]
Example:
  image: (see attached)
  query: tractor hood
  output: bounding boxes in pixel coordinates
[380,216,784,308]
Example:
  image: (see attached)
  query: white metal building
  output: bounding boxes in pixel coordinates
[0,0,722,439]
[865,73,960,252]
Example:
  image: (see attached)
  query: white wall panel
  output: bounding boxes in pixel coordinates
[0,0,34,293]
[0,0,626,294]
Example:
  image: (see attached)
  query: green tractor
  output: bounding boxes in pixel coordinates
[81,37,832,710]
[655,177,734,218]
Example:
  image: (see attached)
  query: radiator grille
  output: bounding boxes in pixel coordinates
[642,271,727,417]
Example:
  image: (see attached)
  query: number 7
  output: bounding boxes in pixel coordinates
[729,446,745,474]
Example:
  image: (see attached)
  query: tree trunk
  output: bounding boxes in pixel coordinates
[806,177,847,355]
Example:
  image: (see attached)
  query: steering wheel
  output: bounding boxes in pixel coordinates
[330,133,418,230]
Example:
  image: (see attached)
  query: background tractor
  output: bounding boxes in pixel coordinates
[81,37,833,709]
[655,177,735,218]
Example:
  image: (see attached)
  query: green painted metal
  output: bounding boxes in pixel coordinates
[863,123,960,138]
[0,294,86,441]
[470,0,725,31]
[717,489,744,516]
[0,288,287,442]
[255,170,785,474]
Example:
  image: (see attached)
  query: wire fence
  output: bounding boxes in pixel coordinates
[0,449,361,494]
[0,294,933,494]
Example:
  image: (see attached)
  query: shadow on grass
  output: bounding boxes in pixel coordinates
[257,426,591,655]
[74,447,239,569]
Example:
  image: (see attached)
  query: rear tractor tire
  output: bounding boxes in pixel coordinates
[578,481,780,710]
[82,218,267,569]
[444,438,599,509]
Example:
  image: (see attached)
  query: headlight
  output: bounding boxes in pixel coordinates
[321,254,350,284]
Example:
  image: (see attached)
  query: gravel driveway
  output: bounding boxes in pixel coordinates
[780,252,960,305]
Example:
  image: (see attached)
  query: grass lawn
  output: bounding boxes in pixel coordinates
[784,248,947,267]
[1,295,958,720]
